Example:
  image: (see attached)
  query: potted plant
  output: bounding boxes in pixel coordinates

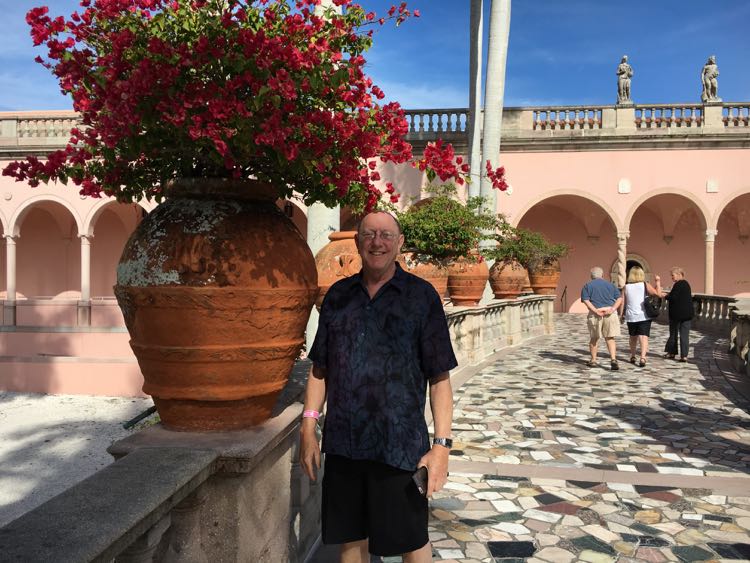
[4,0,419,430]
[481,220,533,299]
[397,179,499,306]
[522,230,570,295]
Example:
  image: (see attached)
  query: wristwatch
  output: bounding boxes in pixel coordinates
[432,437,453,448]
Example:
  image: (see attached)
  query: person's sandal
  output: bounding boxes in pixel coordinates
[610,360,619,371]
[586,360,599,368]
[639,358,647,367]
[629,356,637,364]
[663,353,675,360]
[679,357,687,363]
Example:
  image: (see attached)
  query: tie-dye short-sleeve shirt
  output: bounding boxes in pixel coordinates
[308,263,458,471]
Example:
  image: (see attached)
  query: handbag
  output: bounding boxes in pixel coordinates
[643,282,661,318]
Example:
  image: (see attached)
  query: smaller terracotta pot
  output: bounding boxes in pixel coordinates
[314,231,361,309]
[447,256,489,306]
[489,259,529,299]
[529,261,561,295]
[398,253,449,299]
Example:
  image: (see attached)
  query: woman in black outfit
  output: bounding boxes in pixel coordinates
[661,266,693,361]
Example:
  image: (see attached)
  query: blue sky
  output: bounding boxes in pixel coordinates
[1,0,748,111]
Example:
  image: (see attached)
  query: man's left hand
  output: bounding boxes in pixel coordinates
[417,445,450,497]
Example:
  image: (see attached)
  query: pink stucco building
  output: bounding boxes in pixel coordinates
[1,102,749,396]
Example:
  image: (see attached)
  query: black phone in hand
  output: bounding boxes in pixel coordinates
[412,466,428,496]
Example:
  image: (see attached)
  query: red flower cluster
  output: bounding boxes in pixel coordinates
[410,140,509,194]
[5,0,419,212]
[414,140,470,185]
[485,162,509,191]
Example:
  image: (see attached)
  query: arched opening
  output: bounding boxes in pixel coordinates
[610,255,655,285]
[516,195,618,313]
[715,191,750,297]
[90,203,146,297]
[16,202,80,299]
[627,193,708,293]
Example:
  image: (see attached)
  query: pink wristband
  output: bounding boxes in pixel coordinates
[303,409,320,420]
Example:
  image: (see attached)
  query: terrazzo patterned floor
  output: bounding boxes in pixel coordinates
[312,314,750,562]
[449,316,750,477]
[423,473,750,563]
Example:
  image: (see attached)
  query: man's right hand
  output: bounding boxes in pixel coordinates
[299,418,321,481]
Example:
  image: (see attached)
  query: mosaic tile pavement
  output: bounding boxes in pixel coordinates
[420,315,750,563]
[421,473,750,563]
[449,315,750,477]
[313,315,750,562]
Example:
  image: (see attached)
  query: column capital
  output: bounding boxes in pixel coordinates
[616,231,630,242]
[3,234,18,242]
[705,228,718,242]
[78,233,93,242]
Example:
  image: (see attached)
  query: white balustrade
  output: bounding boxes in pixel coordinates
[17,117,77,139]
[532,107,603,130]
[691,293,735,331]
[404,109,469,137]
[722,104,750,127]
[2,102,748,152]
[634,104,703,129]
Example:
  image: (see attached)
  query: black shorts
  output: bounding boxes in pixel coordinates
[322,454,428,557]
[627,320,652,336]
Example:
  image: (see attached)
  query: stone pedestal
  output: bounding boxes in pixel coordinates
[615,106,636,132]
[77,300,91,327]
[109,403,321,563]
[3,302,15,326]
[703,103,724,130]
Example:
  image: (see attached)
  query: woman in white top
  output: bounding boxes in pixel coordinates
[620,266,662,366]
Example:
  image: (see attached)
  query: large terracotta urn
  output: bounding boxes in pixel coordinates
[489,259,529,299]
[447,256,489,306]
[398,252,449,299]
[314,231,361,309]
[114,179,318,431]
[528,260,561,295]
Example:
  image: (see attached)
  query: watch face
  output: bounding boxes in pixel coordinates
[434,438,453,448]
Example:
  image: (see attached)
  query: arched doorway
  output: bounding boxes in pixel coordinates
[610,255,655,284]
[15,202,81,298]
[626,193,708,293]
[516,194,618,312]
[714,191,750,297]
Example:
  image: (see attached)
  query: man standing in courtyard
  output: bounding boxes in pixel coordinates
[299,211,456,563]
[581,266,622,370]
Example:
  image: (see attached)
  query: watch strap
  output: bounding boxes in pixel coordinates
[432,437,453,448]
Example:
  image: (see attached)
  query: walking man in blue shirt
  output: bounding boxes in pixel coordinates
[581,266,623,370]
[299,211,457,563]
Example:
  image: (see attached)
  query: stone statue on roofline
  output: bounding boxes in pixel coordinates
[701,55,721,103]
[616,55,633,105]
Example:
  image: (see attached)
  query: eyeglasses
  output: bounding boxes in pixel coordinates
[359,230,398,242]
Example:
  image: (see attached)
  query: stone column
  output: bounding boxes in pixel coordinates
[467,0,483,196]
[305,203,340,350]
[705,229,718,294]
[478,0,511,211]
[4,235,18,326]
[78,235,92,326]
[115,516,171,563]
[162,486,208,563]
[616,231,629,288]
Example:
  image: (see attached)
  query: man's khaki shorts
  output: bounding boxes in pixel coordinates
[587,311,621,340]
